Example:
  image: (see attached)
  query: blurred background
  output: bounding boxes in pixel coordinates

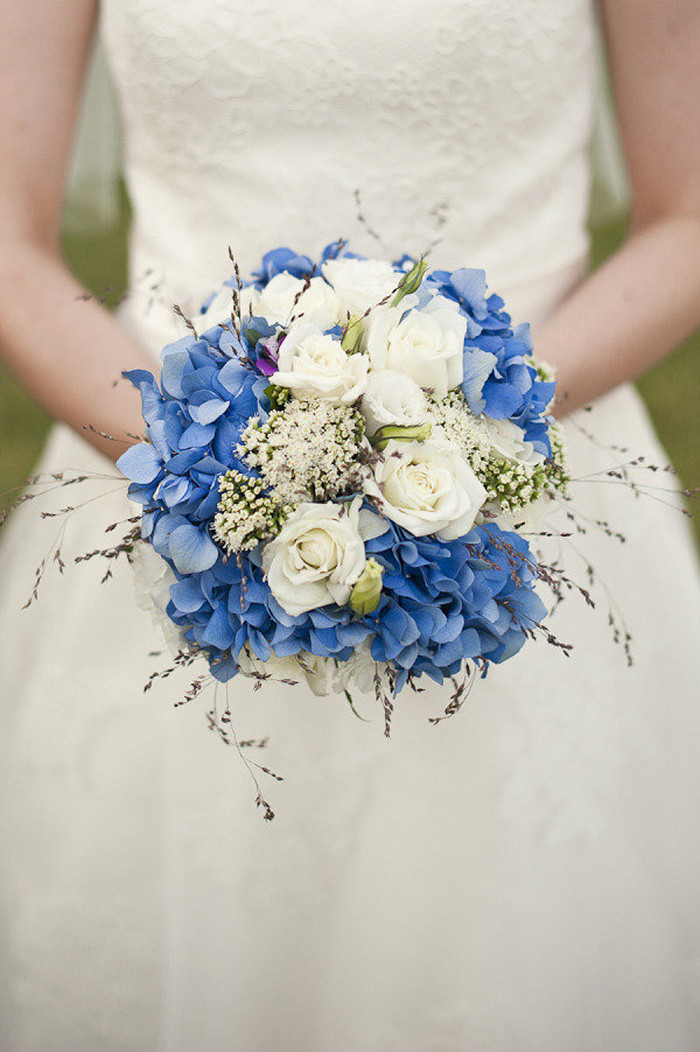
[1,192,699,545]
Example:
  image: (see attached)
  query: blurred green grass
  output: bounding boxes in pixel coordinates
[1,204,699,542]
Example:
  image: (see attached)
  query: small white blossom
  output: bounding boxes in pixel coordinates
[426,390,492,470]
[481,416,545,470]
[130,542,189,657]
[330,638,389,696]
[211,471,289,555]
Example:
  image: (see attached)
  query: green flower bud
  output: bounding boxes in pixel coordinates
[349,558,384,616]
[341,315,364,354]
[391,255,429,306]
[372,422,432,451]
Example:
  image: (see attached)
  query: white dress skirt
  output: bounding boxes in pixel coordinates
[2,1,700,1049]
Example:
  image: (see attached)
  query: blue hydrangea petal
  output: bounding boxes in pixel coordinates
[117,443,162,484]
[168,524,219,574]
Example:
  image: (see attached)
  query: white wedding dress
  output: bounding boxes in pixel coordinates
[2,1,700,1049]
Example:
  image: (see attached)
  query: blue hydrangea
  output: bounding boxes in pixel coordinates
[363,520,546,688]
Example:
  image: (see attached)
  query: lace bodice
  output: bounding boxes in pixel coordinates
[101,0,596,330]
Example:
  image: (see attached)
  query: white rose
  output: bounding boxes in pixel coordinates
[270,323,369,404]
[197,285,237,331]
[262,497,385,616]
[365,439,487,540]
[365,295,466,398]
[322,257,401,316]
[240,273,342,329]
[360,368,429,435]
[482,416,545,469]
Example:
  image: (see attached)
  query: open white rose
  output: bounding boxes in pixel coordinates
[322,257,401,316]
[262,497,385,616]
[360,368,429,435]
[240,273,342,329]
[271,323,369,404]
[364,295,466,398]
[482,416,545,469]
[365,439,487,540]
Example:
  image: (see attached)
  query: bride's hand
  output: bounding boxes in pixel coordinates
[535,0,700,416]
[0,0,156,461]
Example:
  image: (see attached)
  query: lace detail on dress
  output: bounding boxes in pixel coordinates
[101,0,595,297]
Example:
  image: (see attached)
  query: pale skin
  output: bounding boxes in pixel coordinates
[0,0,699,462]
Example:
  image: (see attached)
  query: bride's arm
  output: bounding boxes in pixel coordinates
[536,0,700,415]
[0,0,155,461]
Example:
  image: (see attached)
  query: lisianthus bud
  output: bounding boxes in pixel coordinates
[391,256,428,306]
[372,422,432,451]
[349,558,384,615]
[341,315,364,354]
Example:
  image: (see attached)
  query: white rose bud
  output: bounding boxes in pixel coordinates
[261,498,385,617]
[365,295,466,398]
[271,323,369,404]
[360,368,429,436]
[322,257,401,317]
[365,439,487,540]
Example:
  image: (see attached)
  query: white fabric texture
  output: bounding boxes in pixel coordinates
[2,1,700,1049]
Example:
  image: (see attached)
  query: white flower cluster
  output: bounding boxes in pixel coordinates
[426,390,492,470]
[211,470,290,555]
[239,400,368,506]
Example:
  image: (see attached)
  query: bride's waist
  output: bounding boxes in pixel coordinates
[118,241,588,362]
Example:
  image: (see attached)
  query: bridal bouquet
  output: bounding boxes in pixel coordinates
[116,242,569,721]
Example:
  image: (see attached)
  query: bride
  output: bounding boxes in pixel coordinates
[1,1,700,1049]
